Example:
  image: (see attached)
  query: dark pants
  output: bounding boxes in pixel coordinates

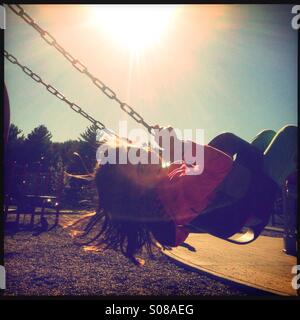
[189,132,278,238]
[208,132,264,175]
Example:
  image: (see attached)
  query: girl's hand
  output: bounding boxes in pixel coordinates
[153,124,175,132]
[153,124,179,149]
[153,125,183,163]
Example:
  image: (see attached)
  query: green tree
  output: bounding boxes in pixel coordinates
[8,123,22,141]
[60,140,82,166]
[6,123,26,164]
[78,124,100,172]
[24,125,52,165]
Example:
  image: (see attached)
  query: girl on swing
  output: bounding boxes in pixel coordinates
[70,124,297,265]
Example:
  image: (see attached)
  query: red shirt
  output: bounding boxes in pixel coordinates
[155,142,234,246]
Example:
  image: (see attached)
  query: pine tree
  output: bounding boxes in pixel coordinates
[78,124,100,172]
[6,123,26,164]
[25,125,52,166]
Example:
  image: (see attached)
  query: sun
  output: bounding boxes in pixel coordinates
[88,5,177,53]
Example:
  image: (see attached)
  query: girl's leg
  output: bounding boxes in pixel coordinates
[250,129,276,152]
[208,132,263,173]
[199,130,283,239]
[188,168,278,238]
[263,125,298,187]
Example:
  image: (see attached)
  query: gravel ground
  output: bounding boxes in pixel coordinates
[3,213,275,297]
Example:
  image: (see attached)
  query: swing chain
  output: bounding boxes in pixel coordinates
[7,4,155,135]
[4,50,109,134]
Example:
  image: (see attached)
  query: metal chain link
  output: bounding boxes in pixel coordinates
[7,4,155,134]
[4,50,117,137]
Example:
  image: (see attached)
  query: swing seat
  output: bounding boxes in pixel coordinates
[187,166,280,245]
[227,170,280,244]
[226,228,255,244]
[225,221,266,245]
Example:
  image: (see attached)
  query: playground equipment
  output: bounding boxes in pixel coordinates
[4,160,64,229]
[3,5,298,248]
[282,171,297,256]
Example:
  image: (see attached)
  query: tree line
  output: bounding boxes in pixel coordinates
[5,123,100,209]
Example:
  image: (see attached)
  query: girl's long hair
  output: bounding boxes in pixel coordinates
[77,207,156,265]
[67,139,165,264]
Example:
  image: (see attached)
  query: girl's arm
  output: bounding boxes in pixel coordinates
[153,125,185,164]
[153,125,205,166]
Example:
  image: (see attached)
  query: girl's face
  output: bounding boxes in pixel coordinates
[117,149,169,188]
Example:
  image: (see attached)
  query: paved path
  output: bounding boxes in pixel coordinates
[162,234,297,296]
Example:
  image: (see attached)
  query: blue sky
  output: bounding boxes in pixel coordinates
[4,4,298,143]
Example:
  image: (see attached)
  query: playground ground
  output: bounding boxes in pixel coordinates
[163,233,297,296]
[3,212,291,297]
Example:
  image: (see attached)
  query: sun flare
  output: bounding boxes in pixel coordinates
[89,5,177,53]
